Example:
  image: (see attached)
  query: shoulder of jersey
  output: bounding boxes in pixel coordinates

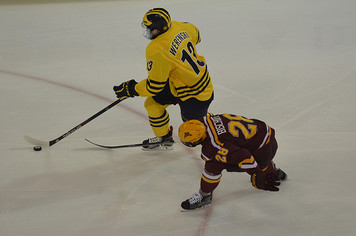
[171,21,196,33]
[146,21,196,55]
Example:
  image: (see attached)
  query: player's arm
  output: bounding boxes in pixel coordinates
[216,143,280,192]
[135,44,172,96]
[217,143,257,171]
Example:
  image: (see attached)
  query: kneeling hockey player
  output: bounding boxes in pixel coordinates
[178,114,287,210]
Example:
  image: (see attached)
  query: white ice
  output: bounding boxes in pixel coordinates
[1,0,356,235]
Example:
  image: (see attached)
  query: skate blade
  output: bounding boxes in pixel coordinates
[180,203,211,212]
[142,145,174,151]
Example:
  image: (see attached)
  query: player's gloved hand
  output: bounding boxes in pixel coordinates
[250,171,280,191]
[113,79,139,99]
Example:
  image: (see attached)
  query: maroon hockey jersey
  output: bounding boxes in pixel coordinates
[201,114,275,171]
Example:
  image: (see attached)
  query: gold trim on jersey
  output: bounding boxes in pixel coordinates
[258,124,272,149]
[238,155,257,169]
[201,170,222,184]
[175,67,211,99]
[204,115,224,148]
[266,126,272,145]
[201,153,211,161]
[201,174,221,184]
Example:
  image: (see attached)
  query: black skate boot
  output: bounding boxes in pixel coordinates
[142,126,174,151]
[276,168,287,181]
[181,192,212,210]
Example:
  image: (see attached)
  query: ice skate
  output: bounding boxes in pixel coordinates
[181,192,212,210]
[142,126,174,151]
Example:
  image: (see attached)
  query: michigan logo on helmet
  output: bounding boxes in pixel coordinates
[142,8,171,39]
[178,120,207,147]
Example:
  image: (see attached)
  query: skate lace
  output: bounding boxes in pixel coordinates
[188,192,203,204]
[148,137,162,144]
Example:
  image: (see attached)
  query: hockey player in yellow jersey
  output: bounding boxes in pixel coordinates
[113,8,214,150]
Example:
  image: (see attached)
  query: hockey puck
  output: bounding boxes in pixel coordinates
[33,146,42,151]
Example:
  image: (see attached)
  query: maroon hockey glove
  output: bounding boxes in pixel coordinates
[113,79,138,99]
[250,171,280,192]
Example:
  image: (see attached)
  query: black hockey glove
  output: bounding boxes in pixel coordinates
[113,79,139,99]
[250,171,280,192]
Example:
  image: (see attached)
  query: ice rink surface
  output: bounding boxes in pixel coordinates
[1,0,356,235]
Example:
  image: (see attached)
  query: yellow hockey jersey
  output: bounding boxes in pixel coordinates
[135,21,213,101]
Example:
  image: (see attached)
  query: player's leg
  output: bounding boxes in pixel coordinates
[142,83,178,150]
[181,161,223,210]
[179,93,214,121]
[142,97,174,150]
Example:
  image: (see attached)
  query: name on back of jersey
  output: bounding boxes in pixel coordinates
[169,31,191,56]
[211,116,227,135]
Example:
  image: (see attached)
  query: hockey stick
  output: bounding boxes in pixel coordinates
[84,138,174,149]
[24,98,126,147]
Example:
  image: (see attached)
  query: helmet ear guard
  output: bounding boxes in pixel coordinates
[178,120,207,147]
[142,8,171,39]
